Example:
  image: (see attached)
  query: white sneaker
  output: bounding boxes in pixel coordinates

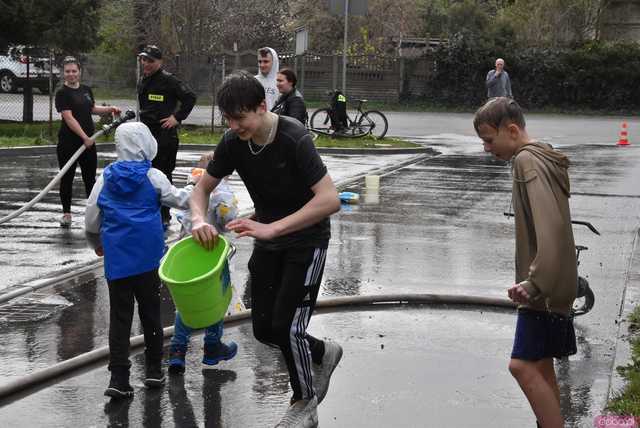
[59,214,72,228]
[274,396,318,428]
[313,340,343,404]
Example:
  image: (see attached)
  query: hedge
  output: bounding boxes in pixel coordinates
[419,38,640,111]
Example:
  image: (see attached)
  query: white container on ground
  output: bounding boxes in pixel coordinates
[365,175,380,189]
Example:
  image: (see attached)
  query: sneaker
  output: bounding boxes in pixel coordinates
[59,214,72,228]
[104,367,134,399]
[274,396,318,428]
[313,340,343,404]
[202,341,238,366]
[168,344,187,375]
[144,362,166,388]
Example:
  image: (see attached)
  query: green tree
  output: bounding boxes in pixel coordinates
[0,0,99,51]
[500,0,609,46]
[0,0,100,122]
[96,0,137,57]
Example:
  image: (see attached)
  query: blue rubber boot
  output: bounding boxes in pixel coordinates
[168,344,187,375]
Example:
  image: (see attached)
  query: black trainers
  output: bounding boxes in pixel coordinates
[144,362,166,388]
[104,367,134,399]
[168,344,187,375]
[202,341,238,366]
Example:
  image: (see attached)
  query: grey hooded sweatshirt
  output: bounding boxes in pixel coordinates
[511,142,577,315]
[255,47,280,110]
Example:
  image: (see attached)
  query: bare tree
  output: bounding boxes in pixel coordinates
[368,0,424,53]
[503,0,610,46]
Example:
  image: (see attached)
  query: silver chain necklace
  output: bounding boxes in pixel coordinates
[248,115,277,155]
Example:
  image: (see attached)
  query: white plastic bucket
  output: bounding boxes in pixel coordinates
[365,175,380,189]
[364,189,380,204]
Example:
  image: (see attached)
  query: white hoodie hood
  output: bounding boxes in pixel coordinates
[114,122,157,162]
[255,47,280,110]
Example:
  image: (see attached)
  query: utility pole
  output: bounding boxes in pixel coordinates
[329,0,367,95]
[342,0,349,95]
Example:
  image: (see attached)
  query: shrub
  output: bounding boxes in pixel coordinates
[420,38,640,111]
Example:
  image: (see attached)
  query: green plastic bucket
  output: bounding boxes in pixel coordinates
[159,235,232,329]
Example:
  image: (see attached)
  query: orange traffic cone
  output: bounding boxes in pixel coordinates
[617,122,630,146]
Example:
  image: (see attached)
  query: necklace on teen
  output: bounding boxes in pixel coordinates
[248,115,277,155]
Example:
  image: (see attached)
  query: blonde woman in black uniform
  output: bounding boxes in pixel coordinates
[55,56,120,227]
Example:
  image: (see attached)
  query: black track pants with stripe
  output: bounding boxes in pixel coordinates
[249,246,327,400]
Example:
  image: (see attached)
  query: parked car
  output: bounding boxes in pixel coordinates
[0,46,60,94]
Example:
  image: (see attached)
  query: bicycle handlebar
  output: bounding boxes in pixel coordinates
[503,212,600,235]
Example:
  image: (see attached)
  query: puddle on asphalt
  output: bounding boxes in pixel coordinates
[0,306,605,427]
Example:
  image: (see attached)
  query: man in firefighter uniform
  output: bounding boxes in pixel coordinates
[137,45,197,227]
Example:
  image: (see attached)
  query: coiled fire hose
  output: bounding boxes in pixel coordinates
[0,110,136,225]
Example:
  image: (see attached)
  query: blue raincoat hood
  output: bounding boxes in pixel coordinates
[103,160,152,195]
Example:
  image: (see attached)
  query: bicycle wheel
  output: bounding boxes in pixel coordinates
[334,122,369,139]
[572,276,595,316]
[358,110,388,139]
[309,108,333,135]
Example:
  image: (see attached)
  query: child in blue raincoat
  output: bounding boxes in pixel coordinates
[85,122,191,399]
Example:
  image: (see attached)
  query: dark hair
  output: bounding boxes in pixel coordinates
[217,70,265,118]
[277,68,297,87]
[473,97,525,133]
[62,56,81,69]
[258,48,271,58]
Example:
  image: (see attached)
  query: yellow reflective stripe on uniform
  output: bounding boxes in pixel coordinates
[148,94,164,102]
[337,95,346,102]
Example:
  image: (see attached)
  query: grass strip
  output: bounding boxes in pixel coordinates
[0,122,417,149]
[607,306,640,416]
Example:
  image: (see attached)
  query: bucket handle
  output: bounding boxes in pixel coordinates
[227,243,236,260]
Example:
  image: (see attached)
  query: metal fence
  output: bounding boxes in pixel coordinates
[0,50,435,129]
[0,48,58,124]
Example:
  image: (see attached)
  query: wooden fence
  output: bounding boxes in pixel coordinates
[207,50,433,102]
[82,50,435,103]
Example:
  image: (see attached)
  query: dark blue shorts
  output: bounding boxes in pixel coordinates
[511,308,577,361]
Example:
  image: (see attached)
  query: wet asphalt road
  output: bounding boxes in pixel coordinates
[0,114,639,427]
[0,151,415,291]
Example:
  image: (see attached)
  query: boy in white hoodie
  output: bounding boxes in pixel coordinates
[255,47,280,111]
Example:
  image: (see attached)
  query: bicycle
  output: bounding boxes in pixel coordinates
[309,90,388,139]
[504,212,598,317]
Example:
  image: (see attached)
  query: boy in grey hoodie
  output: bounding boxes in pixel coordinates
[474,97,577,428]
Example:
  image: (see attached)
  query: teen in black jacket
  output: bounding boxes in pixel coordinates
[271,68,308,126]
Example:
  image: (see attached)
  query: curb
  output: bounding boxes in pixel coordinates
[0,141,430,157]
[0,293,515,403]
[0,143,115,157]
[172,143,433,156]
[607,228,640,404]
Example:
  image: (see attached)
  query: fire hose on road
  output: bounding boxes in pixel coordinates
[0,293,516,403]
[0,110,136,225]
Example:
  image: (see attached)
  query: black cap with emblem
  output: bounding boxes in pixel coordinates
[138,45,162,60]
